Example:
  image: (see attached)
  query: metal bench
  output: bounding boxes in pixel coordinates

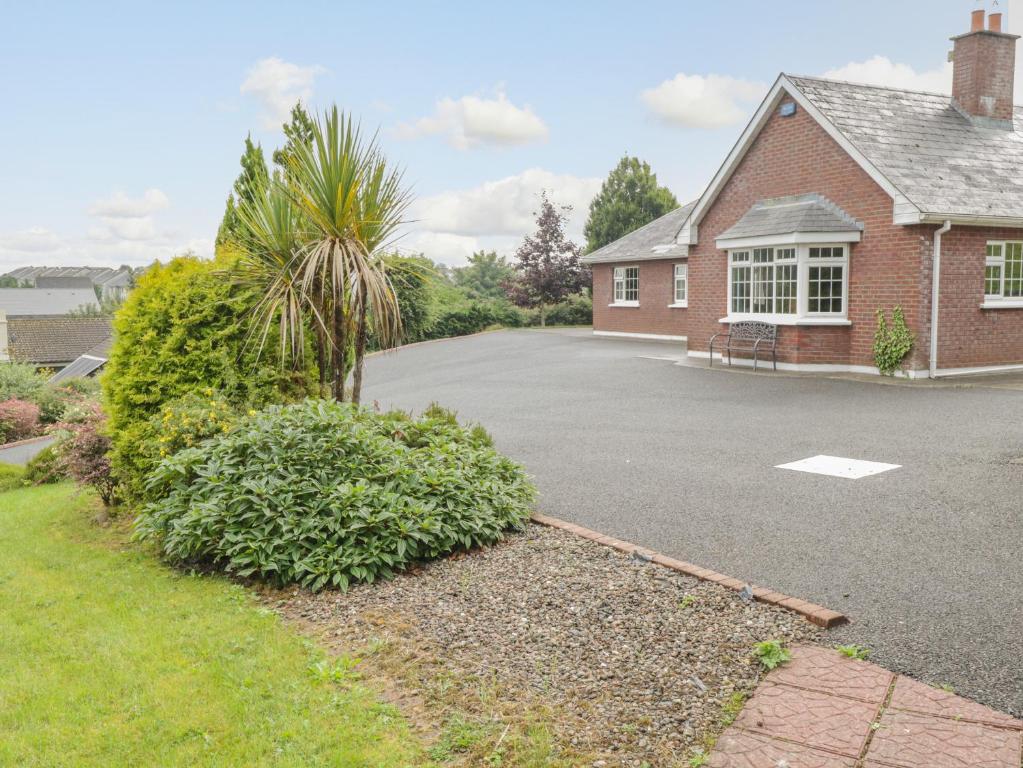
[709,321,778,372]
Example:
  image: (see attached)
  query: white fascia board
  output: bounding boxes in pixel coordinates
[681,74,921,245]
[716,230,862,249]
[918,212,1023,228]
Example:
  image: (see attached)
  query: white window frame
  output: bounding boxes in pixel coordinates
[669,263,688,307]
[723,244,850,325]
[611,266,639,307]
[982,241,1023,307]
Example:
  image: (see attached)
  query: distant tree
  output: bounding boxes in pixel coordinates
[452,250,515,301]
[583,156,679,253]
[0,276,25,288]
[216,135,270,247]
[506,192,585,327]
[272,102,315,176]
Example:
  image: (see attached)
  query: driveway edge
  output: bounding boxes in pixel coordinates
[0,434,52,452]
[531,513,848,629]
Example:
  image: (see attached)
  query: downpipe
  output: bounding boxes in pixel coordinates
[929,220,952,379]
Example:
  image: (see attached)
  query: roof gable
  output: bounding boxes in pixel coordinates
[678,75,916,246]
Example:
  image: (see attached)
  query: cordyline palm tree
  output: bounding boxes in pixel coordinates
[235,106,412,403]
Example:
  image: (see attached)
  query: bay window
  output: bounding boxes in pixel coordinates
[612,266,639,305]
[726,244,849,322]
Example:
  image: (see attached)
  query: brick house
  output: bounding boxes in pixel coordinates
[583,10,1023,377]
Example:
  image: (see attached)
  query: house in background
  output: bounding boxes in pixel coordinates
[3,265,136,302]
[0,288,111,375]
[584,9,1023,377]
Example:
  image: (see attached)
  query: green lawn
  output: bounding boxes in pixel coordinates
[0,483,423,767]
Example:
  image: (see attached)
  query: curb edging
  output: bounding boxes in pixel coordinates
[530,513,848,629]
[0,435,53,452]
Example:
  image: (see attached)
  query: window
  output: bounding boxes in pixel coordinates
[985,241,1023,300]
[727,244,848,320]
[612,266,639,304]
[672,263,688,305]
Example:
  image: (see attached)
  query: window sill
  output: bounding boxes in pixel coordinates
[667,302,688,308]
[718,315,852,326]
[608,301,639,308]
[980,300,1023,309]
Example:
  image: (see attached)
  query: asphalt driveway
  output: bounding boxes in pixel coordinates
[363,328,1023,715]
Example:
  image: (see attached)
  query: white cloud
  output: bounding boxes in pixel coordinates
[821,56,952,94]
[88,188,169,218]
[397,89,548,149]
[641,73,768,129]
[0,227,64,253]
[241,57,324,129]
[406,168,600,266]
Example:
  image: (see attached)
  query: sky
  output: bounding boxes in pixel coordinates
[0,0,1017,271]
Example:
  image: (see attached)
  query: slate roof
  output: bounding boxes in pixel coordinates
[717,194,863,242]
[582,201,697,264]
[787,75,1023,220]
[0,288,99,316]
[6,316,112,365]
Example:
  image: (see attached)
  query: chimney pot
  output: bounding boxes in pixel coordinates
[988,12,1003,33]
[971,8,986,32]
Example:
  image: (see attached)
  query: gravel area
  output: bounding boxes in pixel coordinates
[269,524,822,766]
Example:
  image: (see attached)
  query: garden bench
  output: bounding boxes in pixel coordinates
[709,321,778,372]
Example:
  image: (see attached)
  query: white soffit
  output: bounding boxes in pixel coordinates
[775,454,901,479]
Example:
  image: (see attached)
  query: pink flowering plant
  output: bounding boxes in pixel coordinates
[0,398,41,444]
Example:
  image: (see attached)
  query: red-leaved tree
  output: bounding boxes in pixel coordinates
[505,192,586,327]
[56,402,118,506]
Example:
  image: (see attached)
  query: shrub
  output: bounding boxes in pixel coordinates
[34,379,100,424]
[540,293,592,326]
[0,362,45,402]
[0,462,25,492]
[132,391,238,502]
[0,399,41,443]
[874,306,914,375]
[103,251,317,500]
[56,402,117,506]
[23,444,65,485]
[136,400,535,591]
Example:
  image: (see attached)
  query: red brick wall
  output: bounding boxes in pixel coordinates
[593,89,933,369]
[931,226,1023,368]
[591,261,688,337]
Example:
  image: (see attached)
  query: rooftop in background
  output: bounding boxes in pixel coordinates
[582,201,697,264]
[0,288,99,317]
[6,315,112,365]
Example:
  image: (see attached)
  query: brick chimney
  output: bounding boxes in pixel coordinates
[950,8,1021,128]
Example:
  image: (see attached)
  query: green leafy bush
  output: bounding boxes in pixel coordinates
[873,306,914,375]
[102,251,317,500]
[130,390,238,502]
[136,400,535,590]
[0,462,25,492]
[539,294,592,326]
[23,444,65,485]
[0,362,45,402]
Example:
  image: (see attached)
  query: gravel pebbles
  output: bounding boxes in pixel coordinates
[269,524,822,766]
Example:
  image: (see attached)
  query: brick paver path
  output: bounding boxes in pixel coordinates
[708,646,1023,767]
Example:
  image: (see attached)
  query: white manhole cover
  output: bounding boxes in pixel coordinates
[775,455,900,479]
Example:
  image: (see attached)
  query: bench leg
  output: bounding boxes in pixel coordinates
[772,348,777,371]
[709,340,714,368]
[753,347,758,372]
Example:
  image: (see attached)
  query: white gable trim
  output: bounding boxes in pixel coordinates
[677,74,920,246]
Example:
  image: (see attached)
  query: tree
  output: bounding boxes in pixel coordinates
[452,250,515,301]
[235,106,411,404]
[583,156,679,253]
[506,192,585,327]
[272,101,315,176]
[216,135,270,247]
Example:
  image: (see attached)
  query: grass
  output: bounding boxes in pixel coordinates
[0,461,24,491]
[0,483,424,767]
